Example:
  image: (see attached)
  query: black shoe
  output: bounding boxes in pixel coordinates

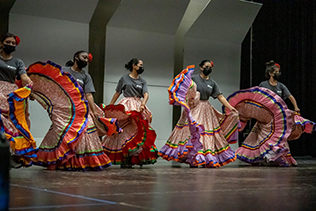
[121,156,133,168]
[10,156,23,169]
[120,164,133,168]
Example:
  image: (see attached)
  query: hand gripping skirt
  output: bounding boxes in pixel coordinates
[159,65,239,168]
[28,61,119,171]
[225,86,315,166]
[101,99,158,166]
[0,82,36,166]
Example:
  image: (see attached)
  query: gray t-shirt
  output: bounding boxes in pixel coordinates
[259,80,291,100]
[0,57,26,83]
[192,74,222,101]
[116,74,148,98]
[62,66,95,94]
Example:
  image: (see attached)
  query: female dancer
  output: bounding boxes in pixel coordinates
[0,33,35,167]
[225,61,315,166]
[101,58,157,168]
[159,60,240,168]
[259,61,300,113]
[30,51,118,171]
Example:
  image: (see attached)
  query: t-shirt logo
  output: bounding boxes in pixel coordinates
[77,79,84,85]
[277,90,282,94]
[136,85,142,89]
[6,65,16,71]
[207,85,213,89]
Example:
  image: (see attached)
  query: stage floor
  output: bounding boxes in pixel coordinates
[8,157,316,211]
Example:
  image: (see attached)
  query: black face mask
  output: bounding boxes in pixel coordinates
[137,67,144,74]
[273,72,281,80]
[76,58,87,69]
[202,67,212,76]
[2,44,16,54]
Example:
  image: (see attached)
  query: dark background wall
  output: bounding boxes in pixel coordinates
[241,0,316,156]
[0,0,15,35]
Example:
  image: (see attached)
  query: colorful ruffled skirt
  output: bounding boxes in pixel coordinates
[225,86,315,166]
[159,65,240,168]
[28,61,119,171]
[101,97,158,166]
[59,105,114,171]
[0,81,36,166]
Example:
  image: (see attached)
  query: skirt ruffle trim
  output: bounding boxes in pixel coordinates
[58,150,112,171]
[158,137,202,163]
[293,114,315,134]
[236,142,290,166]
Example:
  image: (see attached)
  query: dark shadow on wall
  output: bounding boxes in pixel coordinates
[89,0,122,105]
[0,0,16,36]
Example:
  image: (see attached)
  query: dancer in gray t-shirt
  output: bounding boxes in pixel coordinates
[160,60,240,168]
[0,32,33,168]
[102,58,157,168]
[228,61,315,167]
[0,33,32,86]
[63,51,97,116]
[259,61,299,113]
[33,50,112,171]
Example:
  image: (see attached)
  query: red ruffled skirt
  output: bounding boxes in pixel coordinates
[101,97,158,166]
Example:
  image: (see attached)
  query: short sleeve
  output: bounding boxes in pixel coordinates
[142,80,148,95]
[211,80,222,99]
[17,59,26,76]
[281,84,291,99]
[115,77,124,93]
[84,74,96,94]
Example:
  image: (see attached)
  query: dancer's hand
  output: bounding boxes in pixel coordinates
[21,74,33,86]
[230,107,238,113]
[294,107,300,114]
[139,104,145,112]
[93,112,99,119]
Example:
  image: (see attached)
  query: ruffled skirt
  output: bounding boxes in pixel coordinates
[28,61,116,171]
[0,81,36,166]
[225,86,315,166]
[159,100,239,167]
[101,97,158,165]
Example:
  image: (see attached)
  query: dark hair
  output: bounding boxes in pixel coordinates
[199,59,211,68]
[65,50,87,67]
[0,32,16,43]
[125,58,141,72]
[265,60,279,79]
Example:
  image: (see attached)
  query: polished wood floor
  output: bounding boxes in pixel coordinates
[8,157,316,211]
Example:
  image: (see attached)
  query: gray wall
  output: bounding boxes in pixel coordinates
[5,0,261,157]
